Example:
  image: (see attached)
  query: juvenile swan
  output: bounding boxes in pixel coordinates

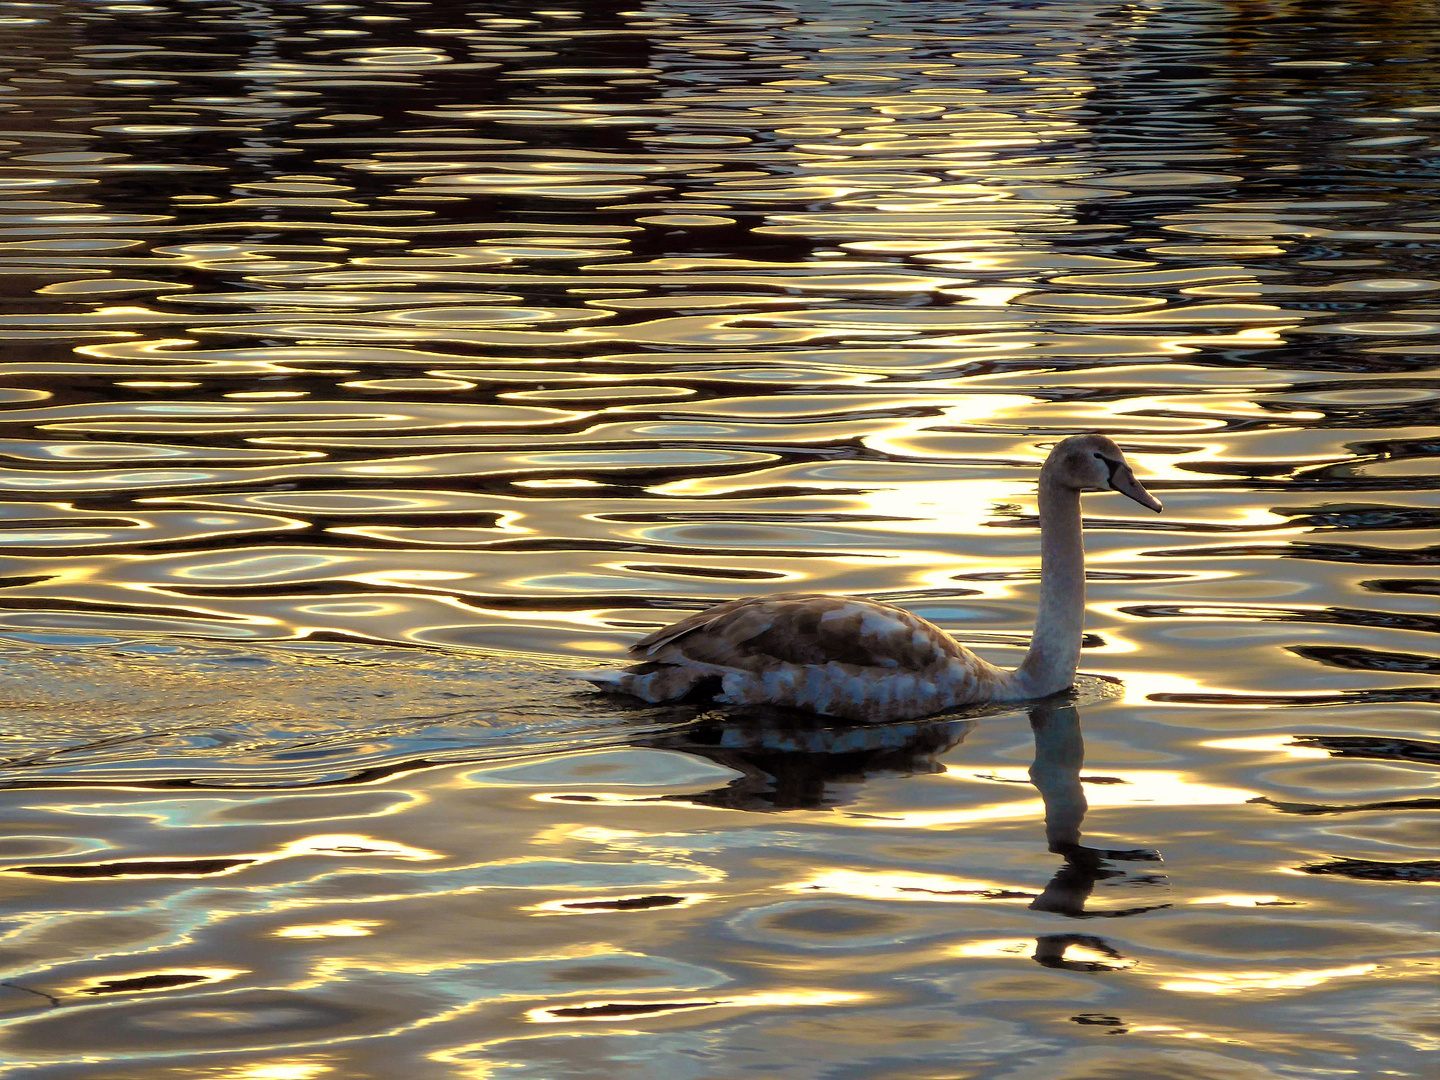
[579,435,1162,722]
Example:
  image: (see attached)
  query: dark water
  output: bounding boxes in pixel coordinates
[0,1,1436,1076]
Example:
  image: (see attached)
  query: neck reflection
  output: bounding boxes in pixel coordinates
[645,700,1166,924]
[1027,699,1167,922]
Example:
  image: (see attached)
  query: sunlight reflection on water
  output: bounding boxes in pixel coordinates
[0,0,1435,1076]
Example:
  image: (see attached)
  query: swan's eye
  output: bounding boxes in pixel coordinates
[1094,454,1123,486]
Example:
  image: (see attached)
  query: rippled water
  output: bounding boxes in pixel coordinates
[0,0,1435,1076]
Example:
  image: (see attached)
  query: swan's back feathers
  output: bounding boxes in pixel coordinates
[578,593,1007,721]
[636,593,967,671]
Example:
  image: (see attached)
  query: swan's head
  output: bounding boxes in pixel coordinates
[1044,434,1162,512]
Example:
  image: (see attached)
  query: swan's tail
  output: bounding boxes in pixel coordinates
[566,663,718,703]
[566,667,629,690]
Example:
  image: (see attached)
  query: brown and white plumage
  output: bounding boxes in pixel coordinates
[587,592,1011,722]
[578,435,1162,723]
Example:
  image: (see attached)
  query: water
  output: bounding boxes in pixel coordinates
[0,0,1434,1075]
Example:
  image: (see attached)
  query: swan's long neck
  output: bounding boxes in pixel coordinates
[1013,475,1084,697]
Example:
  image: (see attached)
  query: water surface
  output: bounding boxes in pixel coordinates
[0,1,1435,1077]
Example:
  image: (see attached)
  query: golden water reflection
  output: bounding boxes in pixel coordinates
[0,0,1436,1076]
[4,687,1430,1075]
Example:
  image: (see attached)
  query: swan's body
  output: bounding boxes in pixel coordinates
[579,435,1161,722]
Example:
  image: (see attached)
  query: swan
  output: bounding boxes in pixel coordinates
[577,434,1161,722]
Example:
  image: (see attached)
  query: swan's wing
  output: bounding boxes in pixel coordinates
[633,593,968,672]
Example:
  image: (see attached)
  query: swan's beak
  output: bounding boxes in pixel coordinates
[1111,465,1163,513]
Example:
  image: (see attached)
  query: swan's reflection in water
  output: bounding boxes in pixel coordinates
[1027,700,1167,919]
[650,699,1166,970]
[1025,700,1166,973]
[648,709,975,811]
